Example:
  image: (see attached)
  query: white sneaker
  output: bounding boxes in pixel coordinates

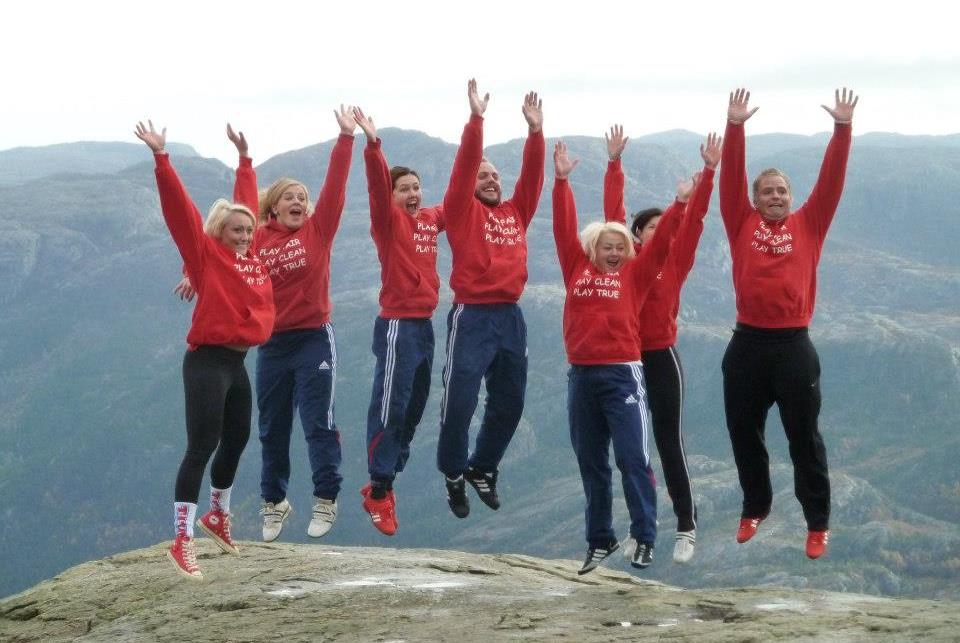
[673,530,696,564]
[307,497,337,537]
[621,536,638,560]
[261,498,292,542]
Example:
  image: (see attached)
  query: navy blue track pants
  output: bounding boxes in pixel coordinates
[256,325,342,503]
[437,303,527,477]
[366,317,434,483]
[568,363,658,546]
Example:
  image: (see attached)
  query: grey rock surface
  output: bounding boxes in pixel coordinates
[3,542,958,642]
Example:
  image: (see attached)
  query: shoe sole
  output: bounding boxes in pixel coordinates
[197,519,240,555]
[166,549,203,581]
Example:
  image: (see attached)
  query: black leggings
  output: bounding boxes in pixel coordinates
[721,325,829,531]
[642,346,696,532]
[174,346,252,503]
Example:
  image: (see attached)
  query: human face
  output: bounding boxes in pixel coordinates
[392,174,422,215]
[637,215,661,246]
[595,232,628,273]
[754,175,793,221]
[220,212,255,255]
[474,161,502,206]
[272,184,309,230]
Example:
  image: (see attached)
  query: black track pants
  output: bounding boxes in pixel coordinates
[721,325,830,530]
[175,346,252,503]
[642,346,697,532]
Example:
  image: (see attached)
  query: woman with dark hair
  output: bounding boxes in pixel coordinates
[136,121,275,580]
[552,139,688,574]
[603,127,720,564]
[353,107,445,535]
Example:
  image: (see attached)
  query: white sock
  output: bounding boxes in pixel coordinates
[174,502,197,538]
[211,486,232,513]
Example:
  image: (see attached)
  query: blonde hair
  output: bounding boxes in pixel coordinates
[204,199,256,238]
[752,168,792,203]
[258,178,311,224]
[579,222,636,266]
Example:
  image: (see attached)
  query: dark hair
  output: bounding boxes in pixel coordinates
[630,207,663,239]
[390,166,420,189]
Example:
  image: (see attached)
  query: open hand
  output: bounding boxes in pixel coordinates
[135,120,166,153]
[226,123,248,157]
[522,90,543,132]
[821,87,859,123]
[353,107,377,142]
[700,131,722,169]
[335,104,357,135]
[554,141,579,179]
[728,88,759,124]
[605,124,628,160]
[468,78,489,117]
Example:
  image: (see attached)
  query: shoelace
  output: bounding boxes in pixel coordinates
[220,513,233,540]
[181,539,199,571]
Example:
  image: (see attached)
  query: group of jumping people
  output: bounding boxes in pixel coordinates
[135,80,858,580]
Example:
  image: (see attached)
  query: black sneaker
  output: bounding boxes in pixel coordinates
[578,540,620,575]
[445,476,470,518]
[631,542,654,569]
[465,466,500,510]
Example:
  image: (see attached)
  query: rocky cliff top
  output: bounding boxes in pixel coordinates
[3,542,958,642]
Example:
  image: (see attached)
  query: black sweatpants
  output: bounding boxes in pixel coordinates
[642,346,697,532]
[174,346,252,503]
[721,325,829,531]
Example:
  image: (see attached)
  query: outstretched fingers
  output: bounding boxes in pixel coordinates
[700,131,722,169]
[605,124,629,160]
[821,87,859,123]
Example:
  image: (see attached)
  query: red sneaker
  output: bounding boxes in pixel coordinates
[167,535,203,580]
[736,516,764,543]
[197,509,239,555]
[806,530,829,559]
[361,483,398,526]
[362,492,398,536]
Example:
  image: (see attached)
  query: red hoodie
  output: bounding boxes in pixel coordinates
[363,139,445,318]
[553,177,681,365]
[719,121,851,328]
[234,134,354,333]
[443,114,545,304]
[154,153,274,349]
[604,160,715,349]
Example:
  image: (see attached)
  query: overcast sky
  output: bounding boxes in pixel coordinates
[4,0,957,164]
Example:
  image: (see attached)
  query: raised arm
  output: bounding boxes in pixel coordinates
[312,104,357,240]
[552,141,583,283]
[509,90,546,226]
[227,123,259,214]
[442,79,488,225]
[720,88,757,240]
[672,133,720,280]
[603,124,628,224]
[355,108,395,235]
[135,121,206,275]
[804,88,857,238]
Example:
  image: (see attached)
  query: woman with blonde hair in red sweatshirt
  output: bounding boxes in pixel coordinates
[552,139,693,575]
[226,108,358,543]
[136,121,275,581]
[603,127,720,564]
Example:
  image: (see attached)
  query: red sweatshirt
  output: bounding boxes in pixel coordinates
[363,139,445,318]
[553,178,681,365]
[154,154,274,349]
[720,121,851,328]
[234,134,354,333]
[443,114,545,304]
[604,160,715,349]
